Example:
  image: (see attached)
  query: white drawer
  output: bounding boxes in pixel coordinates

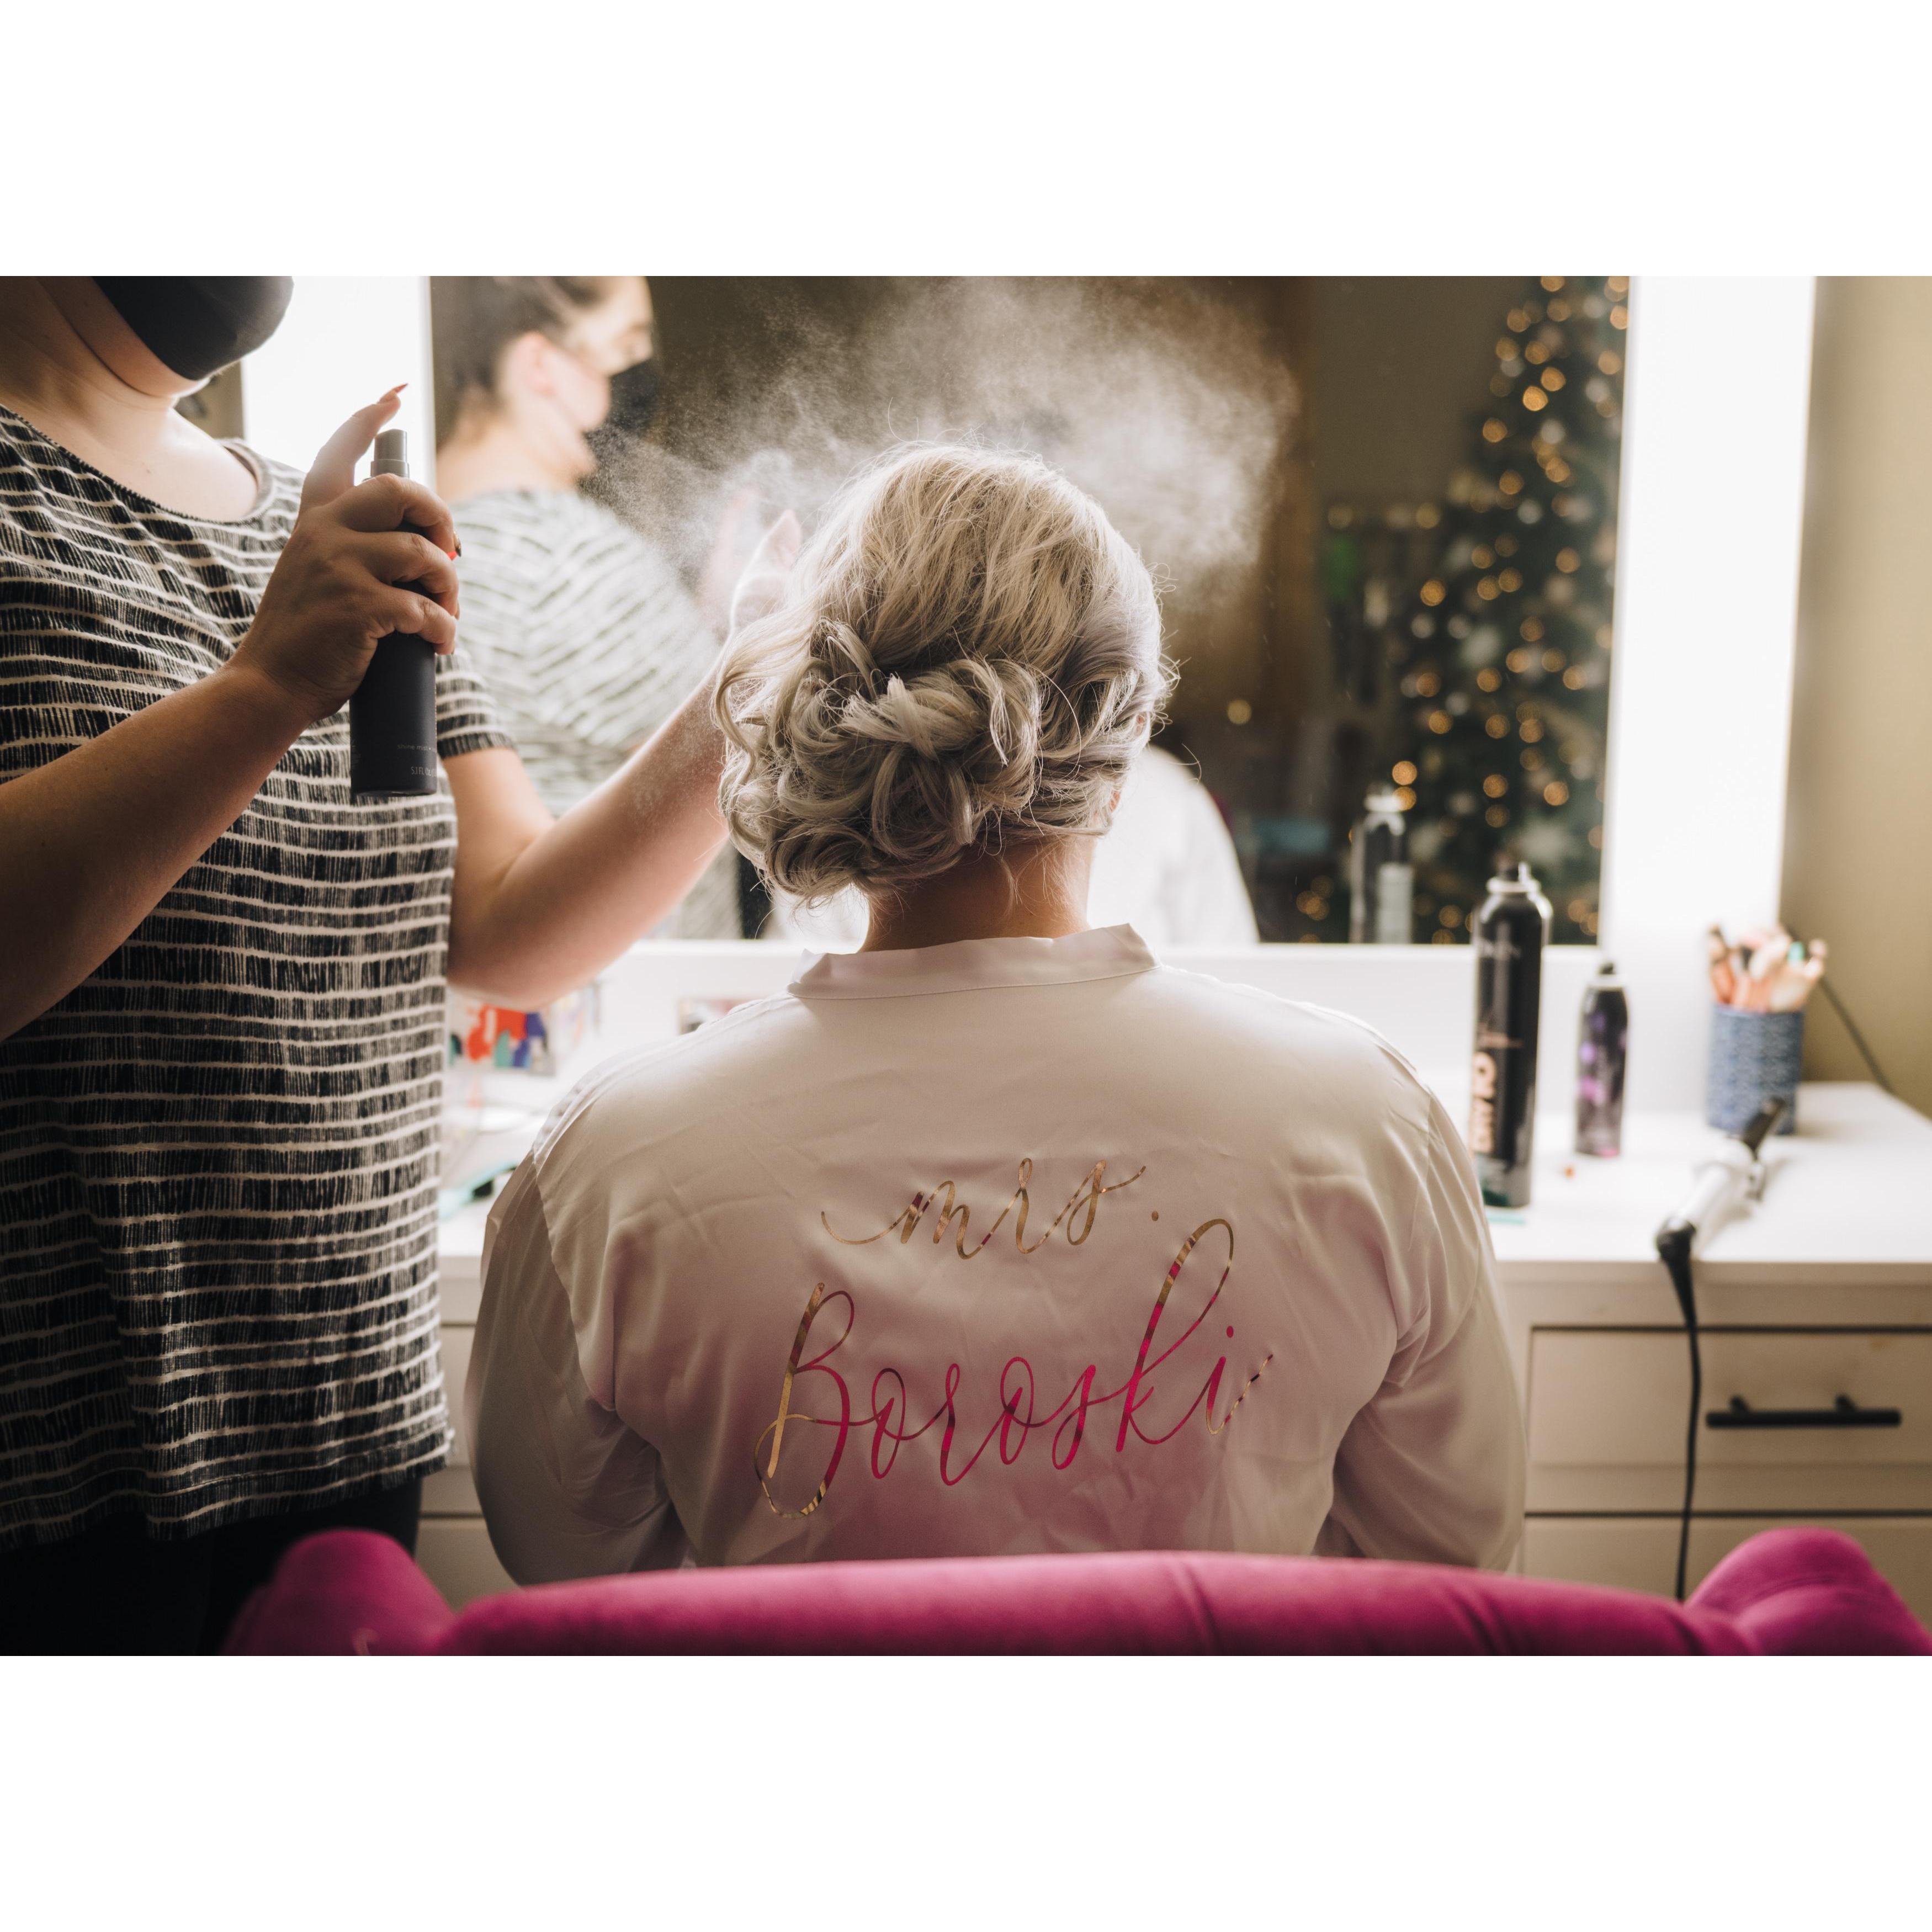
[1526,1328,1932,1512]
[1522,1514,1932,1625]
[416,1517,516,1611]
[435,1324,476,1467]
[421,1464,479,1515]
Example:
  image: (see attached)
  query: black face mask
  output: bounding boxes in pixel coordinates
[93,277,294,382]
[588,355,662,462]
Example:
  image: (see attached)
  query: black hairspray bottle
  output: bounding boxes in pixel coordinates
[1468,861,1552,1207]
[1575,960,1629,1157]
[348,429,437,800]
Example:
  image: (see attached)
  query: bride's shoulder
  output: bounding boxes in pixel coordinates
[1133,964,1436,1121]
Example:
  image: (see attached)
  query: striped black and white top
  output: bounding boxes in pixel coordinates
[452,489,740,938]
[0,404,512,1550]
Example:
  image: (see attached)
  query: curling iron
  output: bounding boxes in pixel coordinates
[1653,1095,1787,1600]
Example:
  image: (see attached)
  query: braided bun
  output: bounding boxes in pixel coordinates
[715,445,1169,905]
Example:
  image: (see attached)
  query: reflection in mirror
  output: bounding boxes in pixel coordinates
[1306,275,1626,947]
[434,277,1623,946]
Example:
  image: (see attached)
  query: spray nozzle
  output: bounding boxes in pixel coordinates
[372,428,410,478]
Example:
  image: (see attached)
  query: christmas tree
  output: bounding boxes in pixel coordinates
[1377,274,1626,945]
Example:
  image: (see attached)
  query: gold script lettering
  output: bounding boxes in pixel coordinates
[822,1159,1145,1260]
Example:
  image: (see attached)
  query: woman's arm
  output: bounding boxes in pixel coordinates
[443,512,799,1006]
[443,682,726,1006]
[0,393,461,1042]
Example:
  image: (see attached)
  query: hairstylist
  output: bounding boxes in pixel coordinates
[432,276,745,936]
[0,278,766,1652]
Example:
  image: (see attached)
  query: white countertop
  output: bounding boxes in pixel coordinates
[434,1081,1932,1325]
[1478,1082,1932,1289]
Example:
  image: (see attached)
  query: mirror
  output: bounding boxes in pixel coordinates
[437,276,1626,944]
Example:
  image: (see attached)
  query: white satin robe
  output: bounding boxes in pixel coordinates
[469,927,1525,1581]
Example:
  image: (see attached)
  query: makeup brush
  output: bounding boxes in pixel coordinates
[1742,938,1785,1011]
[1767,958,1822,1012]
[1707,925,1738,1005]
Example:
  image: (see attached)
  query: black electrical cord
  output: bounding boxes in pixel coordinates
[1655,1228,1701,1601]
[1817,976,1895,1096]
[1652,1097,1785,1603]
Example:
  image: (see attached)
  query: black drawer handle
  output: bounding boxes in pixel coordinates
[1706,1394,1903,1431]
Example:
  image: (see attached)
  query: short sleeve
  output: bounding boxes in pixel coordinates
[434,639,515,761]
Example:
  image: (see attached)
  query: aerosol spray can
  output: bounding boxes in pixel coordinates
[1469,861,1552,1207]
[349,429,437,800]
[1574,960,1629,1158]
[1349,789,1414,944]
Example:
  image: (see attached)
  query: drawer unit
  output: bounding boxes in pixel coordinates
[1525,1327,1932,1513]
[415,1517,516,1611]
[422,1323,479,1517]
[421,1463,481,1516]
[419,1321,512,1609]
[1522,1515,1932,1623]
[436,1323,476,1468]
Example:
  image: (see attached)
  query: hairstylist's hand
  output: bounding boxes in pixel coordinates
[697,485,762,636]
[726,509,803,638]
[231,388,462,726]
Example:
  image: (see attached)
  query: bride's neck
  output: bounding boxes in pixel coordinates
[860,838,1095,953]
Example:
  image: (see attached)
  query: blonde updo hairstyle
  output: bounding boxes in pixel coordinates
[715,445,1170,906]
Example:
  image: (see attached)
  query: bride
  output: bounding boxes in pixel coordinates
[469,442,1525,1579]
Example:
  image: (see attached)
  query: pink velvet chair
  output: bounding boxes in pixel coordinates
[227,1526,1929,1655]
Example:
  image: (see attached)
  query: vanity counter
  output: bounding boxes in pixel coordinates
[425,954,1932,1616]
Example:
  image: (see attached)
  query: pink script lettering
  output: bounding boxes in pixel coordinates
[753,1215,1272,1519]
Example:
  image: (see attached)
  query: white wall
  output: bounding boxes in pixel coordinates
[1599,278,1816,1111]
[240,277,437,485]
[1782,279,1932,1117]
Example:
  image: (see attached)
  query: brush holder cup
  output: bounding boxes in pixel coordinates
[1706,1006,1802,1136]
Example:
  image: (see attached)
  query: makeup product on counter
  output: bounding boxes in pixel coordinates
[1574,959,1628,1157]
[1708,1005,1803,1134]
[349,429,438,801]
[1469,861,1552,1208]
[1703,920,1825,1134]
[1705,926,1737,1005]
[1348,788,1413,944]
[1707,921,1826,1014]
